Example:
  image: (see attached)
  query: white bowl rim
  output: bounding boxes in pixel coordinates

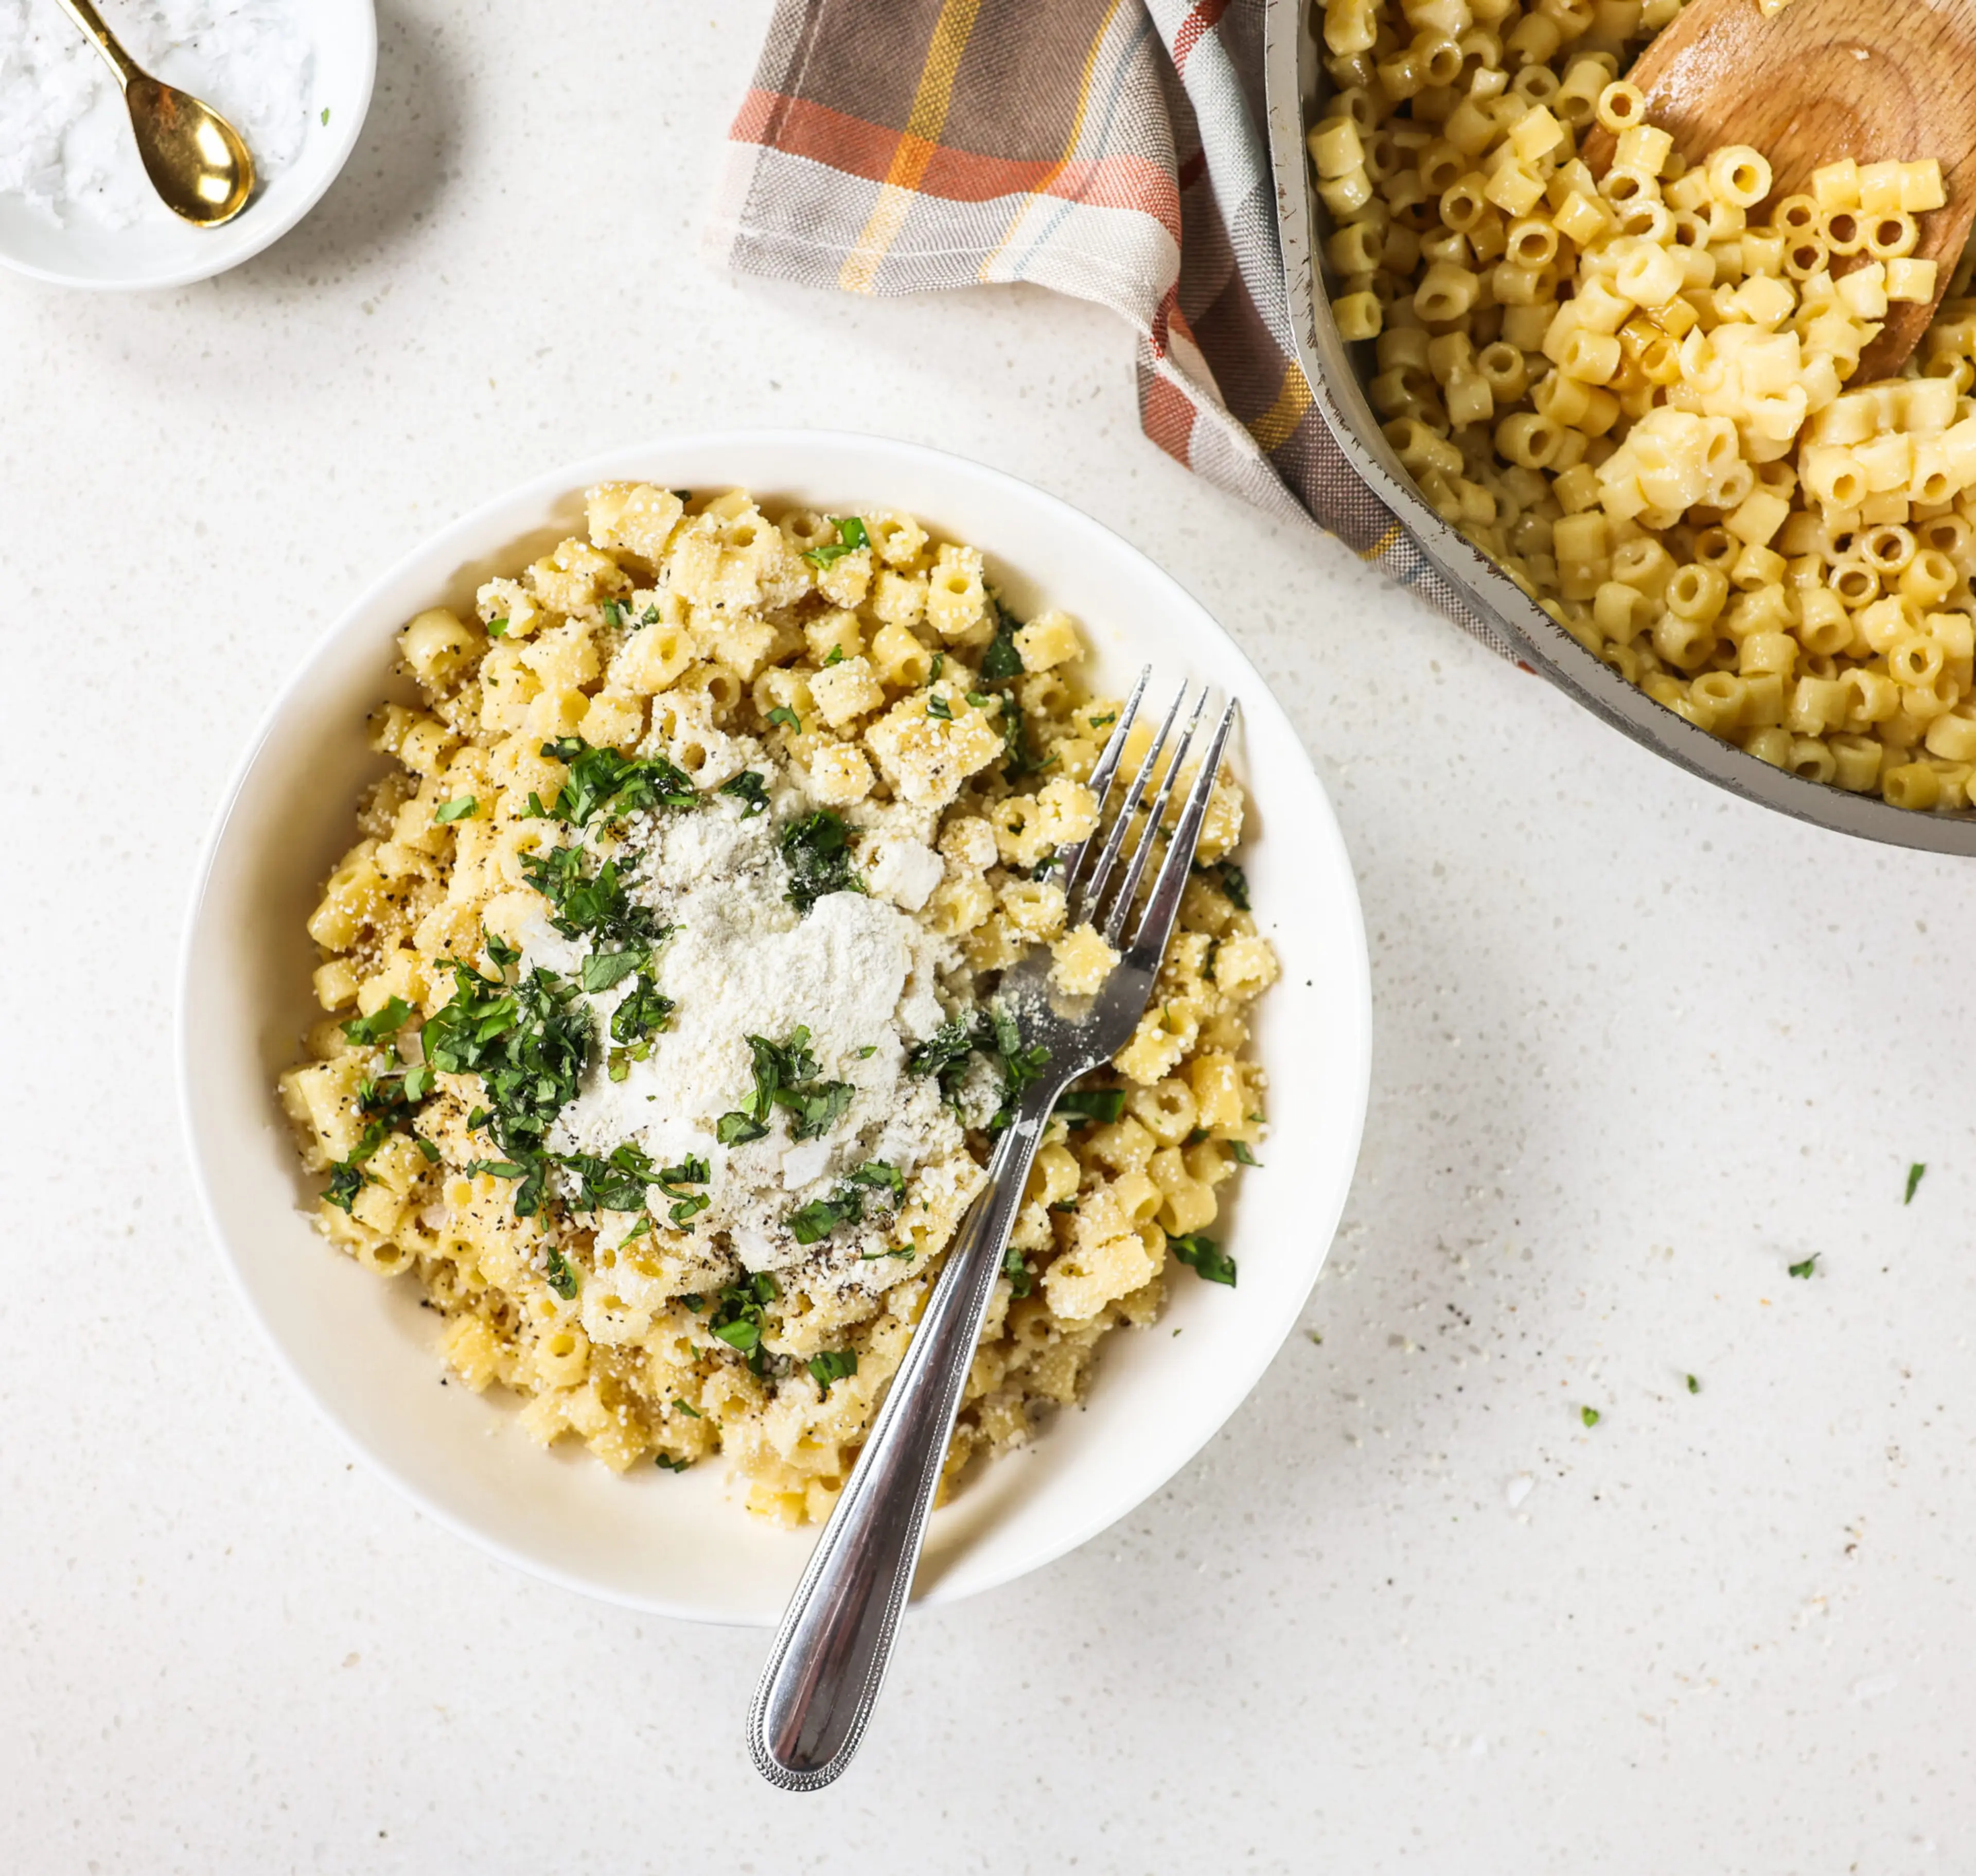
[0,0,379,292]
[177,427,1373,1622]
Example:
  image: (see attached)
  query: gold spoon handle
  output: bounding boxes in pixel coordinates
[53,0,142,88]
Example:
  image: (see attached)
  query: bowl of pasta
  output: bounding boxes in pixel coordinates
[1265,0,1976,856]
[178,430,1371,1623]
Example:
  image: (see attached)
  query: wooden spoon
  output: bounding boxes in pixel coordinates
[1580,0,1976,380]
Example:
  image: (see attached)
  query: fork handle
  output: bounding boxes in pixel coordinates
[747,1107,1050,1790]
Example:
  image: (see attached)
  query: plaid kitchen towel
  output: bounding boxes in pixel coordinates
[708,0,1512,656]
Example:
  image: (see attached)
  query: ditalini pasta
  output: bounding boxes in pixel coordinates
[1312,0,1976,810]
[279,487,1276,1523]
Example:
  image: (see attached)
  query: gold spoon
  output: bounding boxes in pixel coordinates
[55,0,255,227]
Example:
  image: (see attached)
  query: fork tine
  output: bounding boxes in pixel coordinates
[1056,666,1148,905]
[1102,690,1206,948]
[1069,682,1186,928]
[1124,698,1237,966]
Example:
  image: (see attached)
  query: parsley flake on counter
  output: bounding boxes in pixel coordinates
[1580,1405,1600,1428]
[1169,1231,1237,1287]
[1788,1255,1819,1279]
[435,795,477,823]
[719,769,770,816]
[781,810,864,913]
[808,1348,858,1395]
[801,515,870,568]
[1905,1162,1926,1204]
[1686,1374,1700,1394]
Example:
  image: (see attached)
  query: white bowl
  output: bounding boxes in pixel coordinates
[178,430,1372,1624]
[0,0,376,291]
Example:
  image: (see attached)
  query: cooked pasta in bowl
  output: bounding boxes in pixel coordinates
[179,432,1370,1621]
[1269,0,1976,853]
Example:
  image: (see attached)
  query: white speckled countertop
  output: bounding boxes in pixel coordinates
[5,5,1975,1870]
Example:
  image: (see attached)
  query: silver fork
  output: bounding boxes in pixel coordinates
[747,670,1238,1791]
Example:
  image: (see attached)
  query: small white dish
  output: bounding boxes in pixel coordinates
[178,430,1373,1625]
[0,0,376,290]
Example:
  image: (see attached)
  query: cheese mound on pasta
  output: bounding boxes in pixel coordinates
[279,486,1277,1522]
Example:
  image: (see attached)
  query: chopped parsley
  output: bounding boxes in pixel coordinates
[544,1247,580,1300]
[1169,1231,1237,1287]
[823,645,845,667]
[601,600,624,629]
[736,1027,854,1141]
[768,705,802,733]
[672,1397,702,1418]
[1788,1255,1819,1279]
[521,844,669,950]
[558,1142,660,1212]
[534,735,698,828]
[341,996,412,1047]
[655,1155,711,1225]
[980,604,1025,681]
[781,809,864,913]
[807,1348,858,1395]
[929,652,945,681]
[1054,1085,1125,1126]
[1194,860,1250,910]
[486,616,509,637]
[1229,1140,1261,1167]
[655,1453,693,1472]
[422,959,591,1218]
[965,690,991,708]
[710,1272,780,1373]
[859,1244,916,1262]
[434,795,477,823]
[579,948,648,995]
[1089,711,1116,729]
[610,974,675,1044]
[719,769,770,817]
[926,694,954,721]
[1905,1162,1926,1204]
[908,1005,1048,1132]
[787,1161,904,1243]
[1002,1244,1033,1298]
[1580,1405,1600,1428]
[801,515,870,568]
